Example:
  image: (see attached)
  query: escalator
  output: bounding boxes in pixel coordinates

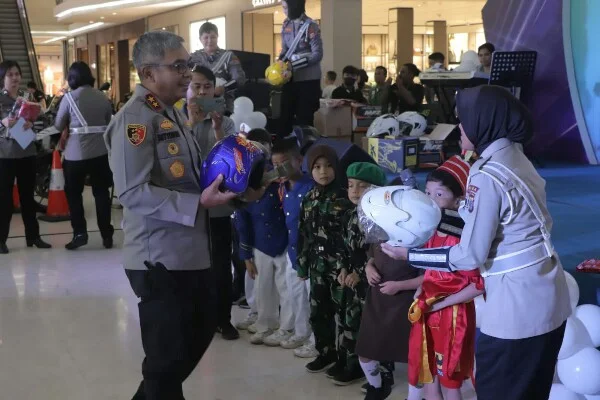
[0,0,42,88]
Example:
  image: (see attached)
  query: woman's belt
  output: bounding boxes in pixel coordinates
[69,126,107,135]
[482,241,554,277]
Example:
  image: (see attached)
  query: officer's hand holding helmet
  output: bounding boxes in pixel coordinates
[265,60,293,87]
[201,135,269,203]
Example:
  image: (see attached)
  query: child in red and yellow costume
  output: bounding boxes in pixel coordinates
[407,155,485,400]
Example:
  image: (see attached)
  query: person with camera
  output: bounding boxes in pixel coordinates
[186,65,240,341]
[0,60,51,254]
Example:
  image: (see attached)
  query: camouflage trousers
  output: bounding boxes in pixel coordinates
[309,270,366,369]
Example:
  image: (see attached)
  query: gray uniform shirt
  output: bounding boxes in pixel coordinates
[0,90,37,159]
[54,85,113,161]
[189,48,246,88]
[279,15,323,82]
[449,138,571,339]
[192,115,235,218]
[104,84,210,271]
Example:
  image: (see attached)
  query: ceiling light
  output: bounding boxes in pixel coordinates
[162,27,166,30]
[100,16,105,19]
[113,12,117,15]
[89,20,94,23]
[56,0,147,18]
[31,30,69,35]
[42,36,67,44]
[69,22,106,35]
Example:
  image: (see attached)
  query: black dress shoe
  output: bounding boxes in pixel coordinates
[217,323,240,340]
[65,234,88,250]
[103,236,113,249]
[0,243,8,254]
[27,237,52,249]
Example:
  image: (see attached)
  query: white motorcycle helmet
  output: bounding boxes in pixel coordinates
[396,112,428,137]
[360,186,441,248]
[366,114,400,138]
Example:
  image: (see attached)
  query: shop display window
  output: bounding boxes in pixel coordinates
[190,16,226,53]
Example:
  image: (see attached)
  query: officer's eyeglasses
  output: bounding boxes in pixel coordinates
[144,61,193,75]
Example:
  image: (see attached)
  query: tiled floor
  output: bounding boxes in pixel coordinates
[0,191,477,400]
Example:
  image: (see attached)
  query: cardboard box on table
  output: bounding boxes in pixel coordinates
[352,105,382,133]
[361,136,419,174]
[418,123,457,166]
[313,99,352,137]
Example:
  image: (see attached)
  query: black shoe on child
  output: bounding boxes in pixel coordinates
[217,322,240,340]
[333,366,365,386]
[361,363,395,393]
[306,353,336,373]
[364,383,392,400]
[326,359,347,379]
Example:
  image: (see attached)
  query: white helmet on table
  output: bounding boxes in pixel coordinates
[360,186,441,248]
[366,114,400,138]
[397,112,427,137]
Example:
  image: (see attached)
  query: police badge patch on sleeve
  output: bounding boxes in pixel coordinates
[466,185,479,213]
[126,124,147,146]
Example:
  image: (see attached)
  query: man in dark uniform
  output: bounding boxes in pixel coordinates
[104,31,236,399]
[279,0,323,136]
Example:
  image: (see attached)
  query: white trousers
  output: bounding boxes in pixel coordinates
[254,249,294,333]
[244,271,257,314]
[285,255,312,338]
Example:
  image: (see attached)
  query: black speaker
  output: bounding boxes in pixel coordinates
[302,138,377,189]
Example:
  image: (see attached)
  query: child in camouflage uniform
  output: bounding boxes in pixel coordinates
[334,162,388,386]
[297,145,352,376]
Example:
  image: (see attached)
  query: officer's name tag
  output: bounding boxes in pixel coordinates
[157,131,180,142]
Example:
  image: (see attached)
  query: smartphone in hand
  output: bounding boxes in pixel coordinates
[194,97,226,115]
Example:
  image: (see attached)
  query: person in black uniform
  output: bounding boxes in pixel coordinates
[0,60,51,254]
[331,65,368,103]
[382,63,425,114]
[279,0,323,136]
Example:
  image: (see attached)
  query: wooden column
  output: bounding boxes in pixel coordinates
[433,20,448,65]
[389,8,414,77]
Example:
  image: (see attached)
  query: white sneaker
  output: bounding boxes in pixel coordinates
[250,330,274,345]
[236,313,257,331]
[281,335,310,349]
[293,342,319,358]
[263,329,294,347]
[247,323,258,334]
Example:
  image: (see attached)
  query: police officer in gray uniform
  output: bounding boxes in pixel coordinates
[189,22,246,113]
[104,31,236,400]
[382,86,571,400]
[279,0,323,136]
[54,61,114,250]
[0,60,51,254]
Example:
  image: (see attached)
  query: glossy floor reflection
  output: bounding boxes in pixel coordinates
[0,191,477,400]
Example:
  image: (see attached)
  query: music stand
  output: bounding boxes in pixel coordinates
[489,51,537,100]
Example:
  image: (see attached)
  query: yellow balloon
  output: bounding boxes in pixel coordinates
[265,61,292,86]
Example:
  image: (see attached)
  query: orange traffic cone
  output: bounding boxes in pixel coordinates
[12,180,21,213]
[38,150,70,222]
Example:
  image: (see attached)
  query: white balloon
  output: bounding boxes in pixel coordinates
[233,97,254,115]
[564,271,580,312]
[473,295,485,328]
[558,315,594,360]
[549,384,586,400]
[251,111,267,129]
[574,304,600,347]
[557,347,600,395]
[231,113,252,133]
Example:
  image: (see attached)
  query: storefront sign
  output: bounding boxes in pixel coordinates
[252,0,282,8]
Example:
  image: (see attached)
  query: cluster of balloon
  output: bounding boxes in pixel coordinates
[549,271,600,399]
[230,97,267,135]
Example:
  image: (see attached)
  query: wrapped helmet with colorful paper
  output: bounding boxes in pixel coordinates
[201,135,267,195]
[358,186,441,248]
[366,114,400,138]
[265,60,292,86]
[396,111,428,137]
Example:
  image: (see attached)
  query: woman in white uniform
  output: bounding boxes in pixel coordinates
[382,85,571,400]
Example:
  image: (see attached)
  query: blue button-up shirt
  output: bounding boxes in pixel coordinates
[234,183,288,260]
[282,174,314,270]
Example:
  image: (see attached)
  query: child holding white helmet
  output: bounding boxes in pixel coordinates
[406,155,485,400]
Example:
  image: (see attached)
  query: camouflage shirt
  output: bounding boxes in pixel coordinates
[297,184,352,278]
[338,207,369,280]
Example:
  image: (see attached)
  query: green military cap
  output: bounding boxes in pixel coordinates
[346,162,386,187]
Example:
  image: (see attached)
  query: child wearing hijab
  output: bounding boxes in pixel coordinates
[407,156,485,400]
[297,145,353,374]
[382,85,571,400]
[330,162,388,387]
